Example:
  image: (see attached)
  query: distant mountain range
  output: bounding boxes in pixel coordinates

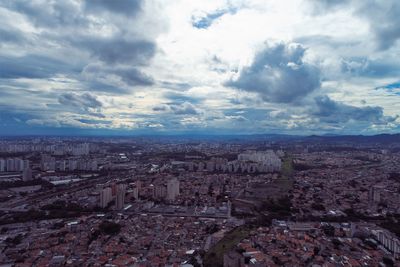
[2,133,400,144]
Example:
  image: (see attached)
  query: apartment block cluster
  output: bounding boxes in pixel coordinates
[0,158,29,172]
[40,155,98,172]
[152,178,180,201]
[0,142,96,156]
[172,151,282,174]
[99,183,126,210]
[0,158,33,181]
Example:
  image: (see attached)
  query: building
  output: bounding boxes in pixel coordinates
[154,184,167,199]
[167,178,180,201]
[0,159,5,172]
[115,184,126,210]
[22,167,33,181]
[369,185,384,203]
[100,187,112,208]
[132,186,139,200]
[6,158,15,172]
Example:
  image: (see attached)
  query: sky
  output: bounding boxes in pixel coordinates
[1,0,400,136]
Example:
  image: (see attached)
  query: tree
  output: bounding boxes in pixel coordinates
[99,221,121,235]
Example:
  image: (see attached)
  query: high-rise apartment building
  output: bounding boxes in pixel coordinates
[167,178,180,201]
[99,187,112,208]
[115,184,126,210]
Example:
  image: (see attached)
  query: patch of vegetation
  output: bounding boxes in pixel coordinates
[99,220,121,235]
[0,179,54,190]
[0,203,93,225]
[203,225,252,267]
[258,196,292,218]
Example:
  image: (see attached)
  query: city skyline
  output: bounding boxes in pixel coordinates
[1,0,400,136]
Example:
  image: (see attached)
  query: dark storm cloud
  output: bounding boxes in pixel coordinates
[0,0,158,93]
[113,67,154,86]
[225,43,320,103]
[0,55,79,79]
[58,93,103,111]
[83,64,154,87]
[313,95,389,123]
[84,0,143,16]
[79,38,156,65]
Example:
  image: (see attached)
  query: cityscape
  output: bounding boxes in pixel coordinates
[1,0,400,266]
[0,135,399,266]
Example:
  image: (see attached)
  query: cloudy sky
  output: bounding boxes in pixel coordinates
[1,0,400,135]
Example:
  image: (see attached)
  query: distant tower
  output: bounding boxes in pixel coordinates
[22,167,33,181]
[111,182,117,196]
[369,186,381,204]
[133,186,139,200]
[100,187,112,208]
[154,184,167,199]
[136,180,142,191]
[0,159,5,172]
[167,178,180,201]
[115,184,126,210]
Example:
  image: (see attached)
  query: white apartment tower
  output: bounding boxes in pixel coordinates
[100,187,112,208]
[115,184,126,210]
[167,178,180,201]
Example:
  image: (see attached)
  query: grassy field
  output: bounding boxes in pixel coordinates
[203,225,252,267]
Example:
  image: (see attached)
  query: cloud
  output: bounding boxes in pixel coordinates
[308,0,349,14]
[356,1,400,50]
[308,0,400,50]
[192,6,237,29]
[0,27,28,44]
[1,0,86,28]
[225,42,321,103]
[1,0,400,135]
[79,38,156,65]
[313,95,392,124]
[0,55,78,79]
[58,93,103,114]
[82,63,154,89]
[340,57,400,78]
[84,0,142,16]
[153,102,199,115]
